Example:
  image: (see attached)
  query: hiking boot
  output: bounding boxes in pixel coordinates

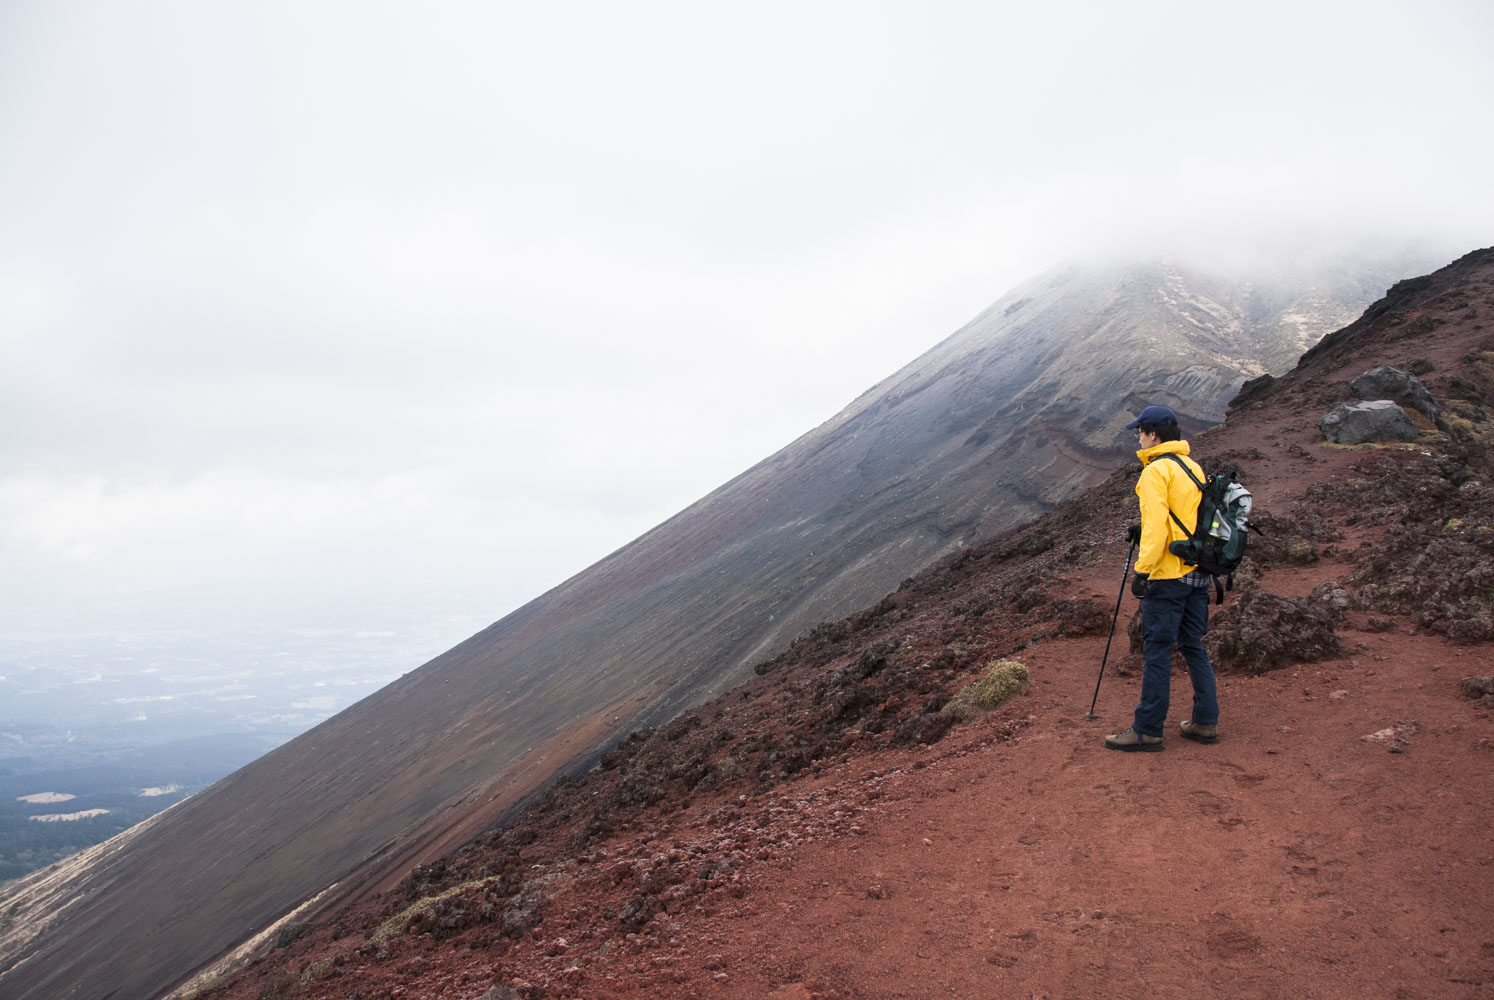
[1104,727,1164,752]
[1180,720,1219,744]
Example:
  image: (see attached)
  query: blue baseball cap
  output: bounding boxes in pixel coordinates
[1125,405,1178,429]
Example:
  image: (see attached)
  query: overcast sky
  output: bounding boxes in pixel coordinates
[3,1,1491,661]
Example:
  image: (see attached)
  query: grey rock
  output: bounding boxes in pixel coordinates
[1309,581,1351,621]
[1319,400,1421,444]
[480,988,522,1000]
[1351,364,1441,421]
[1461,676,1494,699]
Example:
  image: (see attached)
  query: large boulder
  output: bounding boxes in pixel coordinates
[1319,400,1421,444]
[1351,364,1441,422]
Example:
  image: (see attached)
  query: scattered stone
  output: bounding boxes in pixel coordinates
[1362,721,1421,746]
[1460,676,1494,699]
[1310,582,1351,621]
[1448,613,1494,644]
[766,983,814,1000]
[479,987,522,1000]
[1351,364,1442,422]
[1319,400,1421,444]
[867,883,887,899]
[499,889,544,940]
[618,894,659,929]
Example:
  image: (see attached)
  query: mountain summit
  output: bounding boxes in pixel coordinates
[0,248,1440,1000]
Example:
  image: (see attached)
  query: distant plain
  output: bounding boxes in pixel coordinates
[0,616,469,881]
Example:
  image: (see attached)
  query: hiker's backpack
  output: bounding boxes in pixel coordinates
[1158,453,1254,603]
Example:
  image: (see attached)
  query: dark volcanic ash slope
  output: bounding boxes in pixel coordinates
[0,251,1434,1000]
[201,246,1494,1000]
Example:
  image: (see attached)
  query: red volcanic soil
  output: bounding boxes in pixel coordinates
[204,252,1494,1000]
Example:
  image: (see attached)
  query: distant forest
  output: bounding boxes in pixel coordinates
[0,732,272,883]
[0,811,148,883]
[0,777,191,882]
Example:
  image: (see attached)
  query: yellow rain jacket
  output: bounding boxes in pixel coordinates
[1134,439,1204,581]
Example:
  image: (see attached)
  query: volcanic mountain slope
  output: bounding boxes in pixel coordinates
[197,246,1494,1000]
[0,250,1439,1000]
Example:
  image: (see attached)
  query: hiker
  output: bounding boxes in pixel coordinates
[1104,405,1220,751]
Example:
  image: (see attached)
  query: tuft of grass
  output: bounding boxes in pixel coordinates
[1286,538,1316,563]
[254,976,295,1000]
[944,659,1028,722]
[298,958,333,985]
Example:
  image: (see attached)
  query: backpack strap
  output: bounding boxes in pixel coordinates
[1155,451,1205,536]
[1156,451,1207,490]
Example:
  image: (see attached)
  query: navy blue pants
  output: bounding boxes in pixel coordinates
[1133,577,1219,738]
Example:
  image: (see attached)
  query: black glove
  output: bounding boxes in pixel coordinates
[1126,523,1142,546]
[1131,571,1149,599]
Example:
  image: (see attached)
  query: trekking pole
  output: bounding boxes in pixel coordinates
[1085,541,1137,719]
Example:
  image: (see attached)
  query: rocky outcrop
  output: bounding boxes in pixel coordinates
[1319,400,1421,444]
[1351,364,1441,421]
[1205,586,1344,673]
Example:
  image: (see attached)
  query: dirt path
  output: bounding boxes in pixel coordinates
[623,603,1494,1000]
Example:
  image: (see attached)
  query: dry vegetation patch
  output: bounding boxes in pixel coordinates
[944,659,1029,722]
